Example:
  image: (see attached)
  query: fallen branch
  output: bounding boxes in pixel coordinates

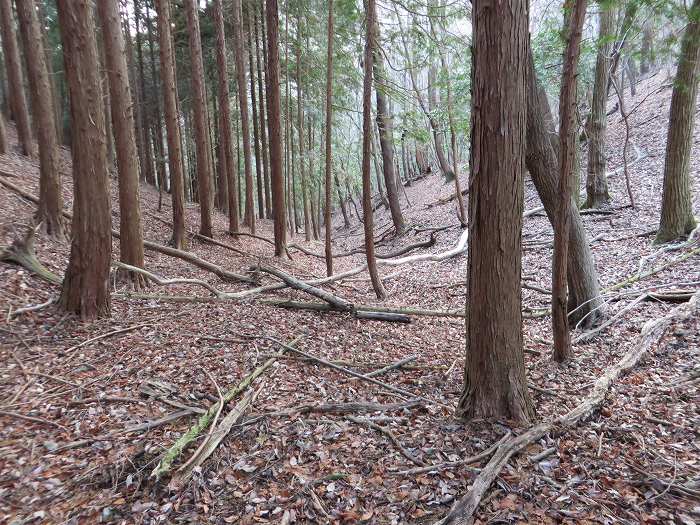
[346,415,425,466]
[9,297,56,318]
[363,356,418,378]
[63,322,152,357]
[435,291,700,525]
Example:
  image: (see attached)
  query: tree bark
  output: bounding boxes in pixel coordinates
[155,0,186,249]
[247,6,264,222]
[0,110,6,153]
[14,0,64,238]
[265,0,287,258]
[97,0,145,288]
[585,5,613,209]
[334,172,351,228]
[0,0,33,157]
[457,0,533,423]
[655,0,700,243]
[295,9,311,242]
[323,0,334,274]
[362,0,386,300]
[257,4,272,220]
[56,0,112,319]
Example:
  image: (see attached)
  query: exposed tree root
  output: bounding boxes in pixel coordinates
[0,224,61,284]
[435,291,700,525]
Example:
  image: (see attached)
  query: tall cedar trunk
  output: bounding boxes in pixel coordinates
[640,23,654,75]
[15,0,64,238]
[100,39,114,169]
[155,0,186,249]
[296,8,311,241]
[284,6,295,236]
[372,18,405,235]
[212,81,228,214]
[213,0,239,234]
[309,117,320,240]
[655,0,700,243]
[257,4,272,220]
[585,5,612,209]
[323,0,334,274]
[334,171,351,228]
[35,0,62,146]
[0,0,34,157]
[553,0,588,363]
[457,0,533,423]
[124,3,148,184]
[233,0,255,233]
[427,63,452,178]
[265,0,287,257]
[144,2,167,198]
[248,6,264,221]
[184,0,213,237]
[56,0,112,319]
[362,0,386,300]
[97,0,145,287]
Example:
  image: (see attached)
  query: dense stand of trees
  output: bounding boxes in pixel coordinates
[0,0,697,419]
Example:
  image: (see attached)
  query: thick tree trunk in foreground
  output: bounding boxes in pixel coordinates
[655,0,700,244]
[553,0,588,363]
[15,0,64,238]
[324,0,334,274]
[362,0,386,300]
[155,0,186,249]
[585,5,613,209]
[213,0,239,234]
[97,0,145,286]
[0,0,34,158]
[526,55,603,329]
[184,0,213,238]
[56,0,112,319]
[457,0,533,423]
[265,0,287,257]
[232,0,255,233]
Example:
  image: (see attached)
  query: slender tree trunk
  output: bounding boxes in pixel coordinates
[0,0,34,157]
[124,3,147,184]
[248,5,264,221]
[655,0,700,243]
[213,0,239,234]
[640,23,654,75]
[427,63,452,178]
[0,110,6,153]
[155,0,186,249]
[362,0,386,300]
[97,0,145,288]
[233,0,255,233]
[334,172,351,228]
[296,9,311,242]
[457,0,533,423]
[184,0,213,237]
[322,0,335,274]
[265,0,287,257]
[585,5,612,209]
[56,0,112,319]
[257,4,272,220]
[553,0,588,363]
[15,0,64,238]
[132,0,153,185]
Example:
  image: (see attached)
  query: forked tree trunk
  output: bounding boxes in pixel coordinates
[97,0,145,287]
[585,5,613,209]
[232,0,255,233]
[265,0,287,257]
[655,0,700,243]
[457,0,533,423]
[0,0,34,158]
[184,0,213,238]
[155,0,186,249]
[362,0,386,300]
[56,0,112,319]
[15,0,64,238]
[213,0,239,234]
[323,0,334,275]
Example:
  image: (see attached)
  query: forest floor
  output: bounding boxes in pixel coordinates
[1,71,699,525]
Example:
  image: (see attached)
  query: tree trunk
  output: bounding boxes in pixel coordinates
[15,0,64,238]
[213,0,239,234]
[265,0,287,257]
[427,63,453,179]
[247,6,264,222]
[155,0,186,249]
[132,0,154,186]
[56,0,112,319]
[334,172,351,228]
[655,0,700,243]
[232,0,255,233]
[552,0,588,363]
[362,0,386,300]
[323,0,334,274]
[124,2,148,184]
[184,0,213,238]
[457,0,533,423]
[607,1,638,96]
[296,9,311,241]
[585,5,613,209]
[0,110,6,153]
[639,23,654,75]
[0,0,34,158]
[257,4,272,220]
[97,0,145,288]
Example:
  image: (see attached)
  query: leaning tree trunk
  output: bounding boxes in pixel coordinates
[655,0,700,243]
[0,0,34,158]
[585,5,613,209]
[15,0,64,238]
[457,0,533,424]
[97,0,145,287]
[155,0,186,249]
[184,0,213,238]
[56,0,112,319]
[526,53,603,329]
